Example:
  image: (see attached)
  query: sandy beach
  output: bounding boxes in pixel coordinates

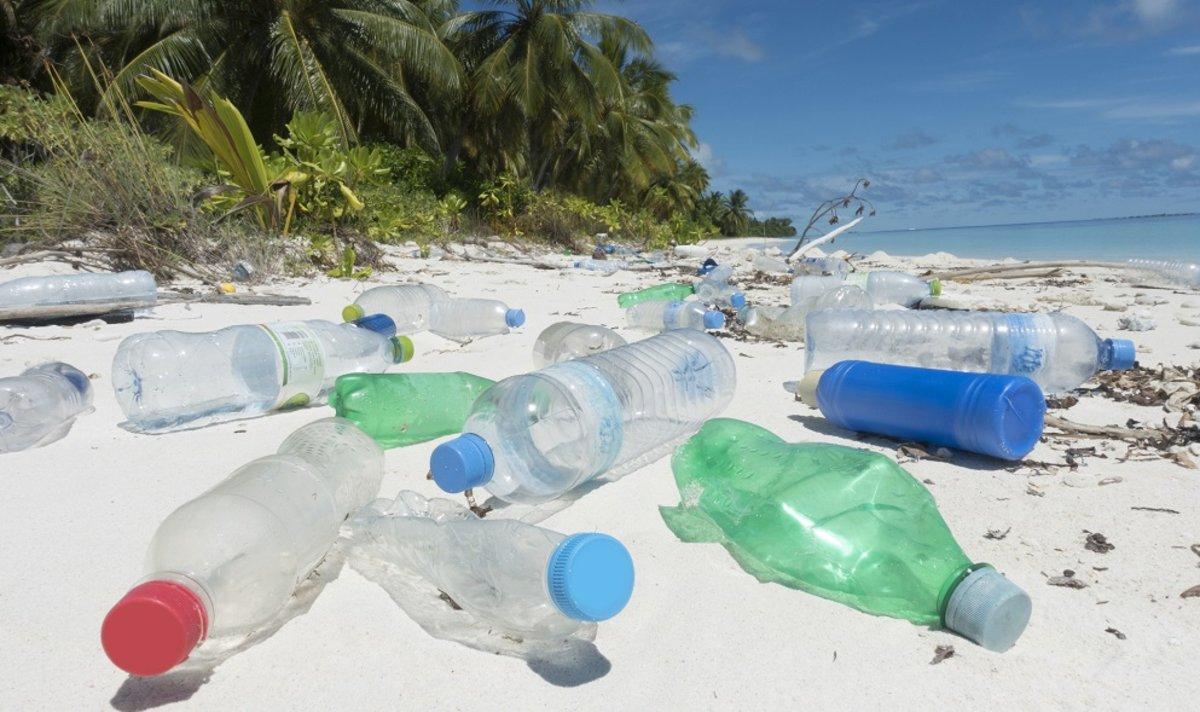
[1,240,1197,711]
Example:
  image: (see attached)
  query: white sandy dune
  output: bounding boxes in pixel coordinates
[0,241,1197,710]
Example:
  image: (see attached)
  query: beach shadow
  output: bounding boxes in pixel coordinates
[108,547,348,710]
[525,639,612,687]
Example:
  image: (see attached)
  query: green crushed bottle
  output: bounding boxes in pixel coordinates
[617,282,694,309]
[661,418,1031,651]
[330,372,495,448]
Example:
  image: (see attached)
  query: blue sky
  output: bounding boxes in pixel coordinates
[598,0,1200,230]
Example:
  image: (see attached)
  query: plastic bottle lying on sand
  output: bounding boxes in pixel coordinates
[101,418,383,676]
[791,271,939,308]
[0,270,156,318]
[342,283,446,333]
[805,309,1136,393]
[790,361,1046,460]
[330,372,495,448]
[430,330,736,505]
[429,298,525,342]
[796,255,851,277]
[1125,258,1200,289]
[692,265,746,309]
[617,282,695,309]
[752,254,792,274]
[0,363,93,453]
[349,491,634,655]
[572,258,627,274]
[661,418,1032,652]
[533,322,627,366]
[112,315,413,432]
[625,300,726,332]
[739,285,871,341]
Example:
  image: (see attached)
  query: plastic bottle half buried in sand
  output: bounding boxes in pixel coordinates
[533,322,627,366]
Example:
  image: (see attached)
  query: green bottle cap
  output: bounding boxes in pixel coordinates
[342,303,366,322]
[391,335,414,364]
[929,278,942,297]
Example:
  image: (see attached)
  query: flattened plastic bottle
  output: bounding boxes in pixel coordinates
[533,322,627,366]
[0,363,94,453]
[330,372,496,448]
[661,418,1032,652]
[625,299,726,332]
[617,283,695,309]
[342,283,447,333]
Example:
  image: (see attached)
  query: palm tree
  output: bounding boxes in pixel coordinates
[721,189,752,236]
[27,0,461,148]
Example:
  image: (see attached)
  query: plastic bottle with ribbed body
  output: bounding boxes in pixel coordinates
[112,315,413,433]
[0,270,156,313]
[692,265,746,309]
[0,363,94,453]
[342,283,447,333]
[1125,258,1200,289]
[626,299,726,332]
[428,298,525,342]
[330,372,496,448]
[796,255,851,277]
[791,271,938,308]
[101,418,383,676]
[617,282,695,309]
[740,285,871,342]
[805,309,1136,393]
[430,330,736,505]
[533,322,627,366]
[661,418,1032,652]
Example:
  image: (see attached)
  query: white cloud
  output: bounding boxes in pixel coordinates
[716,28,764,62]
[692,142,725,177]
[1168,44,1200,55]
[1104,100,1200,119]
[1132,0,1183,23]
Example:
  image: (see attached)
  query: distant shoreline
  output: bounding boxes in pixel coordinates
[861,211,1199,235]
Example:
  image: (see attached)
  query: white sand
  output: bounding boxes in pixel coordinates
[1,244,1197,710]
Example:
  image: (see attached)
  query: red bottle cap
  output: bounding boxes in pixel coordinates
[101,580,208,676]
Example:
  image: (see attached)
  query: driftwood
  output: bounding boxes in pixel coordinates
[157,291,311,307]
[931,260,1120,282]
[1044,415,1149,442]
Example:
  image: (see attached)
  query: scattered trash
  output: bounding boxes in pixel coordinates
[343,283,447,332]
[0,270,156,323]
[1117,313,1157,332]
[0,363,94,453]
[217,282,237,294]
[791,270,937,309]
[231,260,255,282]
[626,299,725,332]
[330,372,495,449]
[1124,258,1200,290]
[1085,532,1115,554]
[694,264,746,309]
[1047,570,1088,589]
[617,282,694,309]
[930,645,956,665]
[533,322,626,366]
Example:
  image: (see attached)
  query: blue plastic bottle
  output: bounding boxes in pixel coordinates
[792,360,1046,460]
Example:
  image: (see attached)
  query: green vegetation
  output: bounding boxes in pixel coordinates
[2,1,794,278]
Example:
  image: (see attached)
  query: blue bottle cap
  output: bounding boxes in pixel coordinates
[546,533,635,622]
[505,308,526,328]
[352,313,398,338]
[729,292,747,310]
[697,258,719,276]
[430,434,495,492]
[1105,339,1136,370]
[702,310,726,330]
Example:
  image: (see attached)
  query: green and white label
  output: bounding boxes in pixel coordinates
[845,272,870,289]
[262,322,326,410]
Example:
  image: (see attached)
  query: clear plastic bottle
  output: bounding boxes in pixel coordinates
[1125,258,1200,289]
[0,363,94,453]
[533,322,627,366]
[112,315,414,432]
[573,258,627,274]
[625,299,726,332]
[350,491,634,649]
[739,285,871,342]
[796,255,851,277]
[692,265,746,309]
[431,329,737,504]
[100,418,383,676]
[429,298,525,342]
[0,270,156,317]
[805,309,1137,393]
[341,283,447,333]
[791,271,938,308]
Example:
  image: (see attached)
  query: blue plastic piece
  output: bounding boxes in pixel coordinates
[55,364,92,396]
[1103,338,1137,370]
[352,313,398,338]
[546,533,635,621]
[505,308,526,328]
[729,291,747,310]
[702,310,726,330]
[697,258,719,276]
[430,434,495,492]
[814,360,1045,461]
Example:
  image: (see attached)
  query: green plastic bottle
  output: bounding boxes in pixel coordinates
[617,282,695,308]
[661,418,1031,651]
[330,372,495,448]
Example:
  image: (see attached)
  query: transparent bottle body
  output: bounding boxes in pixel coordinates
[0,363,93,453]
[1126,258,1200,289]
[533,322,627,366]
[797,256,851,277]
[466,330,736,504]
[330,372,495,448]
[351,284,446,333]
[805,309,1110,392]
[793,271,928,308]
[573,258,627,273]
[625,300,714,332]
[141,419,382,637]
[429,298,516,342]
[113,320,399,432]
[0,270,156,309]
[692,265,739,306]
[748,286,871,341]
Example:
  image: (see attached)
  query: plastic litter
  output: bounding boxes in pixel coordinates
[348,490,633,659]
[661,418,1032,652]
[791,270,938,309]
[430,329,736,505]
[342,283,447,333]
[112,315,413,433]
[0,363,94,453]
[796,255,851,277]
[693,264,746,309]
[1125,258,1200,289]
[740,285,871,342]
[0,270,156,322]
[752,254,792,274]
[626,299,726,332]
[101,418,383,676]
[572,258,627,274]
[791,361,1045,460]
[696,258,719,276]
[533,322,627,366]
[805,309,1136,393]
[330,372,495,448]
[429,298,525,343]
[617,282,695,309]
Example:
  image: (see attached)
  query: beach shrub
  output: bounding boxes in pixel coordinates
[274,111,390,225]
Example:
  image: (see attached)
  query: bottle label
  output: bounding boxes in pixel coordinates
[662,301,686,328]
[844,272,870,288]
[261,323,326,409]
[1005,314,1055,376]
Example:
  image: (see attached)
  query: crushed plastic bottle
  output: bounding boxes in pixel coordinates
[0,270,156,319]
[342,283,447,333]
[112,315,414,433]
[533,322,627,366]
[101,418,383,676]
[1125,258,1200,289]
[791,361,1045,460]
[796,255,851,277]
[791,271,938,308]
[330,372,495,448]
[752,254,792,274]
[625,299,726,332]
[0,363,93,453]
[805,309,1136,393]
[429,298,525,343]
[739,285,871,342]
[693,265,746,309]
[661,418,1032,652]
[430,329,736,505]
[572,258,627,274]
[617,282,695,309]
[348,490,634,659]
